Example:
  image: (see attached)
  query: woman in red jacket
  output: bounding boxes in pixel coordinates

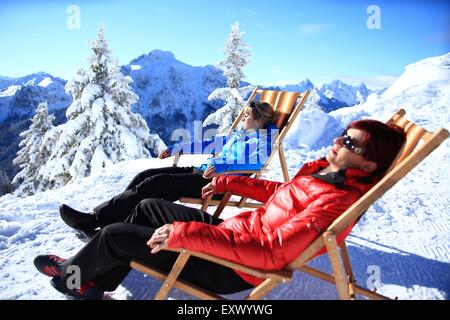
[33,119,406,299]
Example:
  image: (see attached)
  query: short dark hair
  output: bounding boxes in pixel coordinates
[249,101,275,127]
[346,119,406,176]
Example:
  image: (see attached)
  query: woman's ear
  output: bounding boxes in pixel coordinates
[255,118,266,129]
[361,160,377,173]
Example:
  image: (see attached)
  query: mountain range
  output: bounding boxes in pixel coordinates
[0,49,379,187]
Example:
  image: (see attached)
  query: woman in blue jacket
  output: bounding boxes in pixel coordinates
[59,101,278,238]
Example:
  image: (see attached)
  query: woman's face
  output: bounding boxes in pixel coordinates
[326,128,377,173]
[242,110,265,130]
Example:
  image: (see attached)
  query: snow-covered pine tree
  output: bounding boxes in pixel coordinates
[12,102,55,196]
[35,125,62,191]
[204,22,254,133]
[38,24,152,188]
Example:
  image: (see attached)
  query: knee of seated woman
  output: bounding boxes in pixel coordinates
[136,198,167,210]
[135,173,172,190]
[101,222,151,240]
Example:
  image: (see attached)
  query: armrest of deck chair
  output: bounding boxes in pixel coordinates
[164,247,292,281]
[136,247,292,300]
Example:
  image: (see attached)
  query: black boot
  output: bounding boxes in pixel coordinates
[33,254,66,278]
[59,204,98,232]
[50,277,104,300]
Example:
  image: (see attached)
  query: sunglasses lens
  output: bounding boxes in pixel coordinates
[343,136,353,148]
[342,135,365,155]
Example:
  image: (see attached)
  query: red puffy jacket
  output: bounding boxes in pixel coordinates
[168,158,377,286]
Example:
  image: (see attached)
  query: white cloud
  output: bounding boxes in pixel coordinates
[297,23,332,36]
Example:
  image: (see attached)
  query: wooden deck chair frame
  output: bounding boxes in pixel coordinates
[131,108,449,300]
[173,87,310,216]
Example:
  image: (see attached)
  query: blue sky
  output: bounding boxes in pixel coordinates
[0,0,448,89]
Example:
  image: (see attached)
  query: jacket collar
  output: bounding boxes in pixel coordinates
[296,158,378,192]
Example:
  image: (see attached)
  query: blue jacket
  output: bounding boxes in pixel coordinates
[167,124,279,174]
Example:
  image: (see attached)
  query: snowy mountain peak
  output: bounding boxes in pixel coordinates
[328,79,345,87]
[14,72,55,88]
[124,50,196,78]
[130,50,176,66]
[280,79,315,92]
[121,50,226,143]
[319,80,373,106]
[273,78,374,113]
[0,72,70,122]
[383,52,450,99]
[302,78,315,89]
[2,72,66,90]
[320,79,351,92]
[20,72,58,84]
[355,82,368,90]
[147,49,176,61]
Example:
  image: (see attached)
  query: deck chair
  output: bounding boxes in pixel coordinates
[174,87,310,216]
[130,108,449,300]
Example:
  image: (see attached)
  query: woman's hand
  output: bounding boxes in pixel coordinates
[202,165,216,179]
[158,148,171,159]
[147,224,173,254]
[201,178,218,199]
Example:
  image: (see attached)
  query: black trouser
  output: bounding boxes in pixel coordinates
[62,198,254,294]
[94,166,212,227]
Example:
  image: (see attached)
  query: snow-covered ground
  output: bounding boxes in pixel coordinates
[0,53,449,300]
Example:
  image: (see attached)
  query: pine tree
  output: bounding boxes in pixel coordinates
[204,22,254,133]
[35,125,62,191]
[38,24,152,188]
[0,170,12,196]
[12,102,55,196]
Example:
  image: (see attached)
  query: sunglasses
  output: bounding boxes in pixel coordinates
[336,133,366,156]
